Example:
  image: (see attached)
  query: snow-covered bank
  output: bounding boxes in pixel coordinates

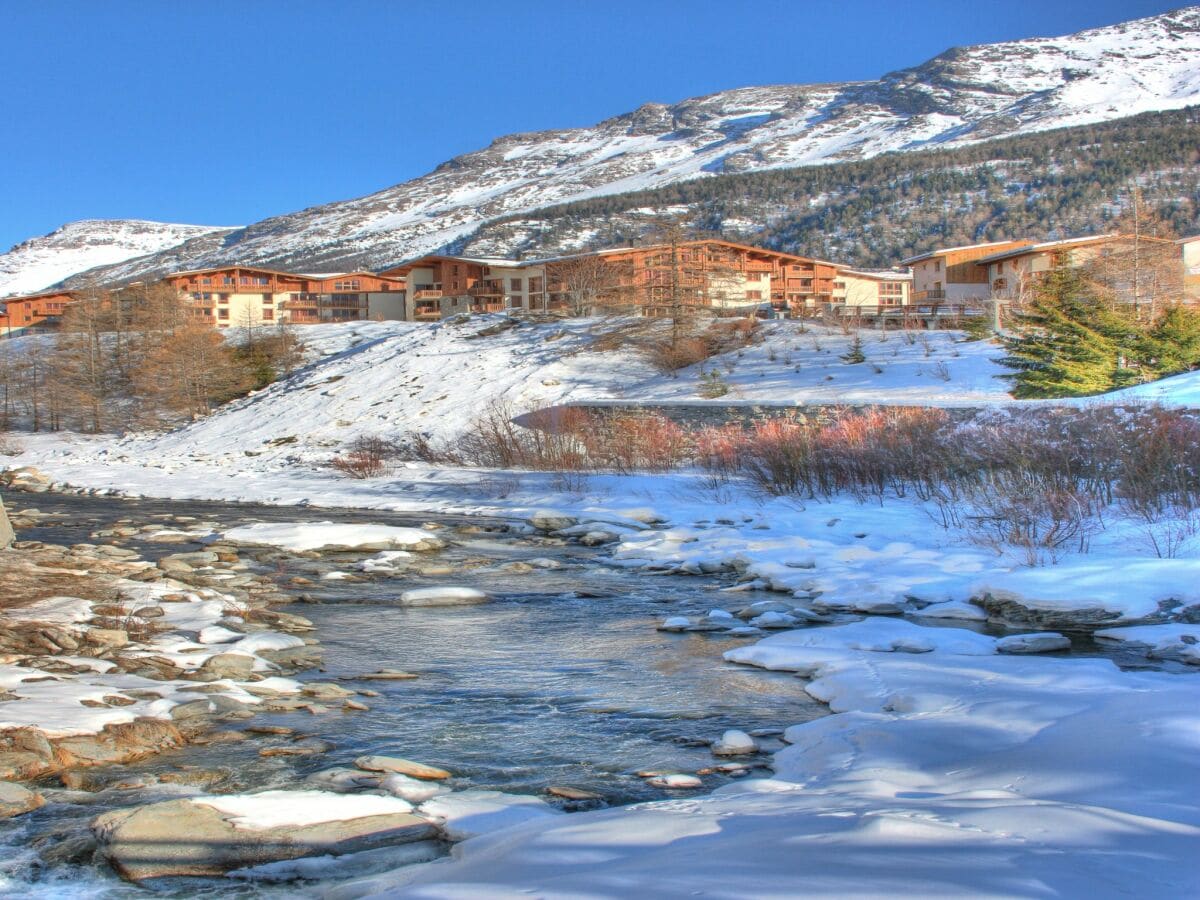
[366,618,1198,898]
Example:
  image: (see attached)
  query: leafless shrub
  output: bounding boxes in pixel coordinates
[0,433,23,457]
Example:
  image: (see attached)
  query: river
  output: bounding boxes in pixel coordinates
[0,493,825,897]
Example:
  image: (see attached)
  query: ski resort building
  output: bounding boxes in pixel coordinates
[382,241,850,319]
[166,267,405,326]
[977,234,1183,305]
[901,240,1034,305]
[0,290,80,335]
[832,269,912,312]
[1176,235,1200,301]
[378,256,549,320]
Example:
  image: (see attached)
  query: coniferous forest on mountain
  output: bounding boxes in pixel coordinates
[458,106,1200,266]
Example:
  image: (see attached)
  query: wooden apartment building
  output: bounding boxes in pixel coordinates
[381,240,855,320]
[166,267,405,326]
[0,290,79,334]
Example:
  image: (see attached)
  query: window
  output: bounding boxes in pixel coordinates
[993,277,1008,290]
[509,278,523,292]
[218,295,229,304]
[262,294,273,304]
[833,280,846,290]
[529,276,543,292]
[934,260,941,271]
[201,277,212,285]
[218,309,229,320]
[221,277,234,286]
[333,280,361,291]
[745,290,762,300]
[263,309,274,320]
[747,271,764,281]
[879,283,904,297]
[452,265,459,276]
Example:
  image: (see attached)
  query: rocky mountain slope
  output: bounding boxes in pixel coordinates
[0,220,235,297]
[6,6,1200,291]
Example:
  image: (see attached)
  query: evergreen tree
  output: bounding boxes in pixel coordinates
[841,334,866,364]
[1001,265,1139,398]
[1140,306,1200,377]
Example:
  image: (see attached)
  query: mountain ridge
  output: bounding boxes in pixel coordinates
[4,6,1199,294]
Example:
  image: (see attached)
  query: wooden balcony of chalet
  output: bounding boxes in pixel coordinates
[912,289,947,301]
[468,280,514,299]
[413,301,442,321]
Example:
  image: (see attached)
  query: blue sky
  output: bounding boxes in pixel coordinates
[0,0,1182,249]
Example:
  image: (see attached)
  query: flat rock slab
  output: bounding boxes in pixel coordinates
[0,780,44,818]
[355,755,451,780]
[93,793,437,882]
[996,632,1072,654]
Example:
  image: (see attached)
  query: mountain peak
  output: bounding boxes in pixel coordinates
[5,7,1199,292]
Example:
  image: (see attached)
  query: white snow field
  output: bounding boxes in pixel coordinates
[5,318,1200,897]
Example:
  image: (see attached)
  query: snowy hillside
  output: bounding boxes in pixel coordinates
[33,6,1200,286]
[17,319,1001,477]
[0,219,236,297]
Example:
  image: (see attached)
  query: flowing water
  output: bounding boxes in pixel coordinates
[0,494,825,897]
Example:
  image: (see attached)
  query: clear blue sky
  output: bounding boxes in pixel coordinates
[0,0,1183,249]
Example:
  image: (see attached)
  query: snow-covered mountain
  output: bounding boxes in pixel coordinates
[12,6,1200,291]
[0,220,236,297]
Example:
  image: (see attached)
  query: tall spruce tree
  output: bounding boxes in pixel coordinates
[1001,264,1140,398]
[1140,305,1200,378]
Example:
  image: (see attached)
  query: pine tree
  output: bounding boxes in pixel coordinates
[841,334,865,364]
[1140,306,1200,377]
[1001,264,1139,398]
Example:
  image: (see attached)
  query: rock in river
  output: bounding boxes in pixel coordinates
[354,755,451,780]
[93,791,437,882]
[0,781,45,818]
[399,586,489,607]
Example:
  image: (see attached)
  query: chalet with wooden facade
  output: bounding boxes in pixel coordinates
[166,267,405,326]
[378,256,547,320]
[976,234,1182,304]
[379,240,852,320]
[901,241,1034,305]
[0,290,79,334]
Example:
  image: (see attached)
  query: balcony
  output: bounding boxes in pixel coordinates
[913,289,946,301]
[468,282,504,297]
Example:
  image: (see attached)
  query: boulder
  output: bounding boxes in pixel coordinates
[527,511,578,532]
[0,780,44,818]
[199,653,255,679]
[92,792,437,882]
[996,632,1072,654]
[354,755,451,780]
[711,730,759,757]
[0,494,13,548]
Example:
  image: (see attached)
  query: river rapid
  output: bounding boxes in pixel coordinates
[1,493,825,898]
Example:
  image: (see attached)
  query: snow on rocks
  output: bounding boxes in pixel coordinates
[417,790,561,841]
[378,773,450,804]
[643,773,703,790]
[398,586,489,607]
[972,558,1200,627]
[222,522,446,553]
[92,790,437,882]
[996,632,1072,654]
[1094,623,1200,665]
[711,730,759,757]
